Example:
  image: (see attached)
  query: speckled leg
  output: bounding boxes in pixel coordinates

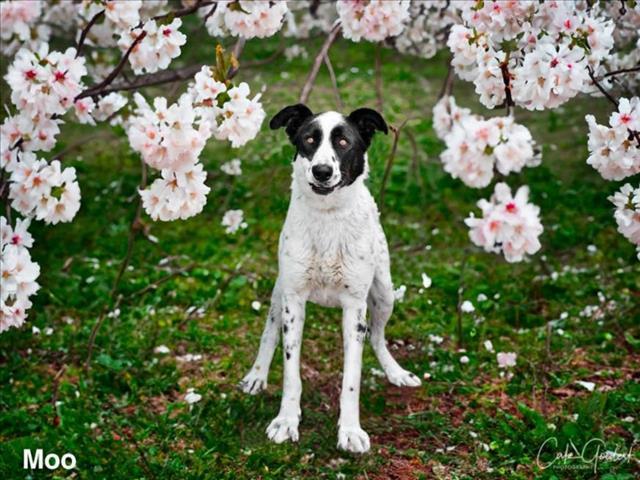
[266,293,306,444]
[368,272,421,387]
[239,283,282,395]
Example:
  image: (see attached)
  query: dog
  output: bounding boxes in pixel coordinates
[239,104,421,453]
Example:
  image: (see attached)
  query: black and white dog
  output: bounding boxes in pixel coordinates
[239,104,420,453]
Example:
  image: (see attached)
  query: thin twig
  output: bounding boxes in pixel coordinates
[379,118,409,208]
[602,65,640,78]
[438,55,455,99]
[76,31,148,101]
[76,10,105,58]
[323,53,344,110]
[300,22,341,103]
[134,0,215,29]
[85,160,147,369]
[500,56,515,115]
[123,264,196,301]
[587,66,619,108]
[50,365,66,426]
[374,48,383,112]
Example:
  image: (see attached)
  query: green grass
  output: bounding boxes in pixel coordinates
[1,35,639,480]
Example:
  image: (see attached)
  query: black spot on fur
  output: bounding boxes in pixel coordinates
[283,324,288,333]
[349,387,354,392]
[285,352,291,360]
[356,323,367,333]
[285,306,290,314]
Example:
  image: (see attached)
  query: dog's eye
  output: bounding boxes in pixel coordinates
[305,136,314,144]
[338,138,349,148]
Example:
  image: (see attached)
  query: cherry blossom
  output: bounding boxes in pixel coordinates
[585,97,640,180]
[202,0,288,39]
[139,164,210,222]
[213,82,266,148]
[127,93,212,172]
[0,0,48,56]
[608,183,640,259]
[221,209,247,234]
[436,97,540,188]
[0,216,40,333]
[465,183,543,263]
[496,352,517,368]
[119,18,186,75]
[7,156,81,225]
[337,0,410,43]
[5,44,87,119]
[221,159,242,176]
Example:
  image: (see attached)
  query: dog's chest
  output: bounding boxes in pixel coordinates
[280,204,377,304]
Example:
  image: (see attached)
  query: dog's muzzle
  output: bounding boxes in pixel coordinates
[310,183,338,195]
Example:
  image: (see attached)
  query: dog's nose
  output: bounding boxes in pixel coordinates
[312,164,333,182]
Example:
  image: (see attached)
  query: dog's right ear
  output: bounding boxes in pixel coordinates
[270,104,314,141]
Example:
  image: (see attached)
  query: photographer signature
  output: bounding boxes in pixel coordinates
[536,437,635,473]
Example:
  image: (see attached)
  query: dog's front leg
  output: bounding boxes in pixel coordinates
[266,292,306,443]
[337,302,370,453]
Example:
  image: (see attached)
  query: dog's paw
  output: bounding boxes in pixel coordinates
[386,367,422,387]
[266,415,299,443]
[338,425,370,453]
[238,371,268,395]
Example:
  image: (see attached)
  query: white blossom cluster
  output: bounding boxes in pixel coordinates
[337,0,410,43]
[465,183,543,263]
[393,0,457,59]
[585,97,640,180]
[0,217,40,333]
[201,0,288,39]
[3,44,87,152]
[118,18,186,75]
[1,44,85,227]
[284,0,336,38]
[0,0,48,56]
[78,1,183,75]
[448,1,615,110]
[131,67,265,221]
[609,184,640,260]
[6,153,81,225]
[434,96,540,188]
[221,209,247,234]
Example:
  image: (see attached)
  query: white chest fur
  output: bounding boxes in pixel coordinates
[277,178,382,307]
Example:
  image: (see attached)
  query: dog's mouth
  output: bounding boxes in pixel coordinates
[310,183,338,195]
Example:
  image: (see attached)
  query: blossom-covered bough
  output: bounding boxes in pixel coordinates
[0,0,638,339]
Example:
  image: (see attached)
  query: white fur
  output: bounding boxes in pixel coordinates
[240,112,420,453]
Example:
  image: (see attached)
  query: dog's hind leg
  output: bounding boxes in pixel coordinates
[239,283,282,395]
[367,269,421,387]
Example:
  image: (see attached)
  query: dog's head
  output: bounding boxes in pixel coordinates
[270,104,388,196]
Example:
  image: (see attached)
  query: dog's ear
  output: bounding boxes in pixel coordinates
[270,104,314,141]
[347,108,388,147]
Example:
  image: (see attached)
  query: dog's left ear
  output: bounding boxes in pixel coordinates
[270,104,314,142]
[347,108,388,147]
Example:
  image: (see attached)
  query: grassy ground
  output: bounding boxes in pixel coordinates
[1,34,639,480]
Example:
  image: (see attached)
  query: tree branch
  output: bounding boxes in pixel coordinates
[375,48,383,112]
[602,65,640,78]
[76,31,147,101]
[323,52,344,110]
[379,118,409,209]
[587,66,619,108]
[300,22,341,104]
[438,55,455,99]
[76,10,105,58]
